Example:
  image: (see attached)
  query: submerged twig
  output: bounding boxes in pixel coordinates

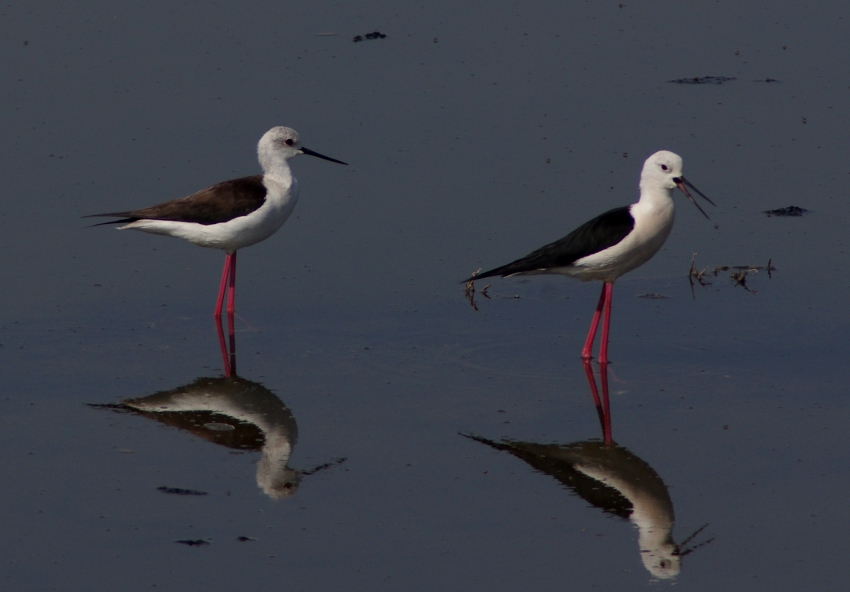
[688,253,711,299]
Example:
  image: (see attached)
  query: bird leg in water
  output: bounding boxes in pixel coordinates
[227,251,237,315]
[215,314,237,377]
[215,252,238,317]
[582,282,613,363]
[599,282,613,364]
[582,359,612,444]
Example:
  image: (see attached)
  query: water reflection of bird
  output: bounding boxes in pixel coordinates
[85,126,347,317]
[117,375,304,499]
[464,151,714,363]
[463,435,683,579]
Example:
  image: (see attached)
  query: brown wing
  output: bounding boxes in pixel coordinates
[85,175,267,226]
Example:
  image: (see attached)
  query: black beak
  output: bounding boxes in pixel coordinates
[674,176,716,220]
[301,146,348,165]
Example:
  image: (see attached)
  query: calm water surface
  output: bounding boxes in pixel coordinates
[2,1,849,590]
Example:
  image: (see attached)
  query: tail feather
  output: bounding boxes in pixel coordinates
[461,264,516,284]
[82,213,138,228]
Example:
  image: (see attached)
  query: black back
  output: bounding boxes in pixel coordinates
[467,206,635,281]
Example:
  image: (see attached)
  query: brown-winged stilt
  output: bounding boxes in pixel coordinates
[86,126,346,317]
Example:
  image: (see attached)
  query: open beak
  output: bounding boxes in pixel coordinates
[301,146,348,165]
[674,176,716,220]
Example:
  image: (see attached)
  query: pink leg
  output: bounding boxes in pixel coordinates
[215,314,232,377]
[214,253,234,317]
[582,359,606,432]
[581,283,607,359]
[598,282,614,365]
[582,359,613,445]
[215,305,237,377]
[226,311,237,376]
[598,361,612,445]
[226,251,237,315]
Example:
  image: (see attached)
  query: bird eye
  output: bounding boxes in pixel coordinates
[284,138,295,146]
[660,164,669,171]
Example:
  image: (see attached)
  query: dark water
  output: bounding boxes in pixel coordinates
[3,1,850,590]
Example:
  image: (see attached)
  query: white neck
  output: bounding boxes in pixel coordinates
[259,152,294,184]
[638,177,675,208]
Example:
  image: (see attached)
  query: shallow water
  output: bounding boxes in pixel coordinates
[3,1,850,590]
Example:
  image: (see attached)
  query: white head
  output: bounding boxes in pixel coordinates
[640,150,684,193]
[640,150,715,219]
[258,126,347,175]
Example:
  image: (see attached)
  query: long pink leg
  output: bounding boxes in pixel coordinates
[581,283,607,359]
[598,361,612,445]
[582,359,606,432]
[214,253,234,317]
[598,282,614,365]
[582,359,613,445]
[226,311,237,376]
[227,251,237,315]
[225,252,237,374]
[215,314,232,377]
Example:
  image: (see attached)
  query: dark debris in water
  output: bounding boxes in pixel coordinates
[353,31,387,42]
[763,205,808,217]
[157,486,208,496]
[688,254,775,296]
[463,269,491,312]
[236,536,257,542]
[667,76,736,85]
[175,539,210,547]
[637,293,669,300]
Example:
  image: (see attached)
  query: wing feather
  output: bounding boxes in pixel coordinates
[466,206,635,281]
[85,175,267,226]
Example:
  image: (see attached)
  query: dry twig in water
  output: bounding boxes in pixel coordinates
[688,254,775,297]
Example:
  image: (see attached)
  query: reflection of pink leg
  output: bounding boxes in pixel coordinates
[214,253,234,317]
[598,361,612,445]
[581,284,607,359]
[598,282,613,365]
[227,251,237,315]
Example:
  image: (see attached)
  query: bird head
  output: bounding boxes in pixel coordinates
[641,151,715,219]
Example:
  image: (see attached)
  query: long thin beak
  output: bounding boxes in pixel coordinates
[301,146,348,165]
[674,176,716,220]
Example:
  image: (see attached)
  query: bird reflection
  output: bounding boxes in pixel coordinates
[94,317,344,499]
[121,374,303,499]
[463,361,711,579]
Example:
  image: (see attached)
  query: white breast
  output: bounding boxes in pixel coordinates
[566,200,675,282]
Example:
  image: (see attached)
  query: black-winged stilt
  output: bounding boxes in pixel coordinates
[464,150,714,364]
[85,126,346,317]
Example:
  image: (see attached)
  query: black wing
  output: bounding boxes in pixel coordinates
[84,175,267,226]
[465,206,634,282]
